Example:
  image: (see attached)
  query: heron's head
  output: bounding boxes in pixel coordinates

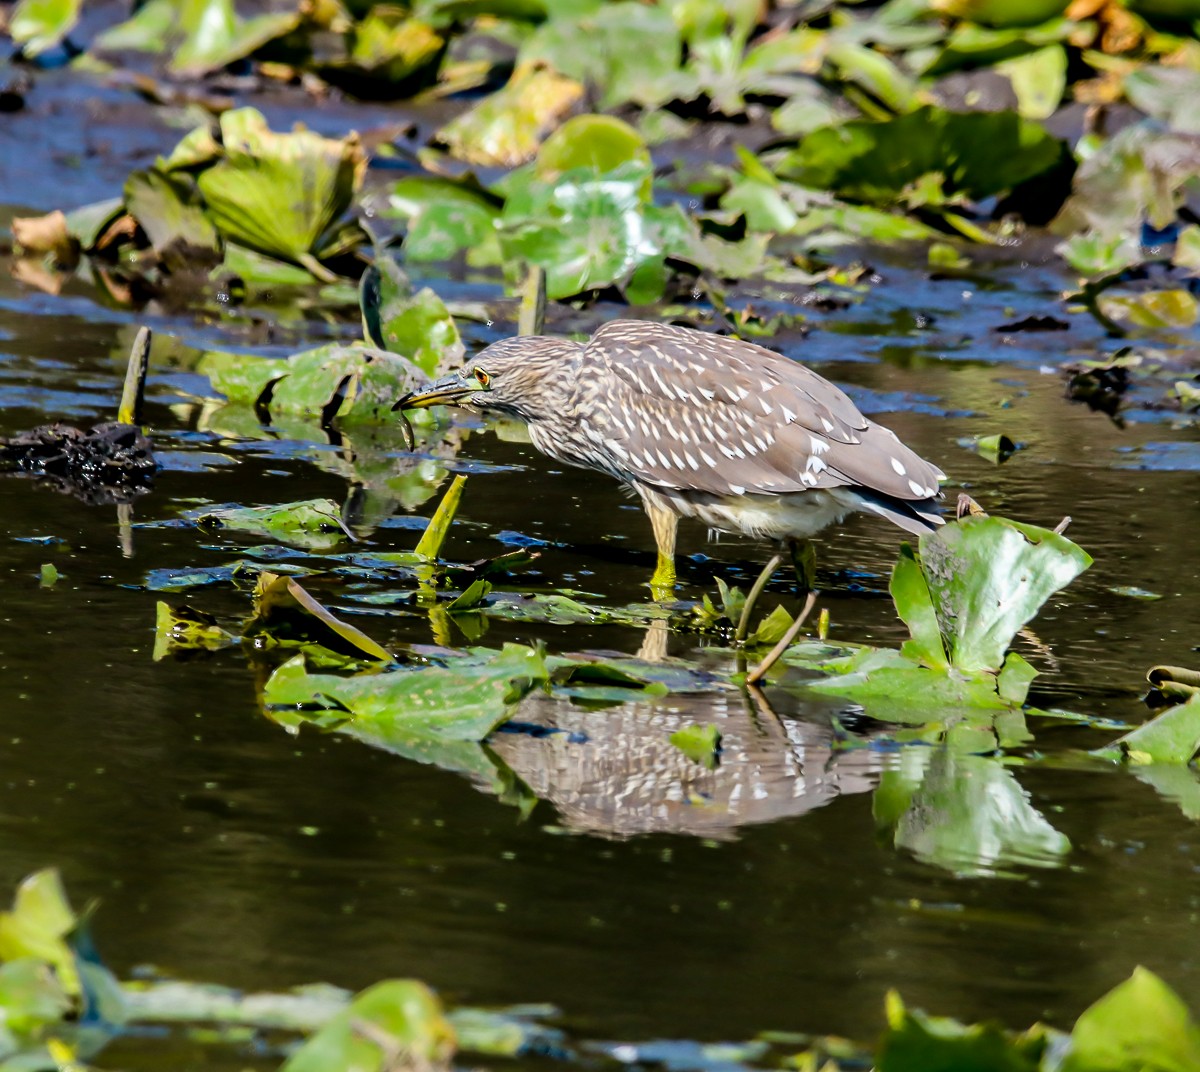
[392,335,581,423]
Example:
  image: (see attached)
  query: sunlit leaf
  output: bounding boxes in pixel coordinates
[8,0,81,56]
[1094,693,1200,765]
[153,601,238,661]
[195,108,367,272]
[1063,967,1200,1072]
[890,544,949,670]
[0,870,80,997]
[670,723,722,769]
[436,62,583,167]
[281,980,455,1072]
[918,516,1092,674]
[250,574,393,663]
[193,499,352,553]
[415,475,466,560]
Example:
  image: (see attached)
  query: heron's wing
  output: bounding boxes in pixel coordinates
[580,320,942,501]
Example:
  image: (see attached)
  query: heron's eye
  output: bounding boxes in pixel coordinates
[473,367,491,388]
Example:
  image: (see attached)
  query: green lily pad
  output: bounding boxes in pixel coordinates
[1093,694,1200,765]
[917,516,1092,674]
[0,870,80,997]
[1063,967,1200,1072]
[281,980,455,1072]
[878,988,1045,1072]
[774,106,1065,207]
[153,602,238,661]
[8,0,81,56]
[195,108,367,273]
[536,115,649,178]
[316,10,445,98]
[437,62,584,167]
[670,723,722,769]
[192,499,352,552]
[124,168,222,269]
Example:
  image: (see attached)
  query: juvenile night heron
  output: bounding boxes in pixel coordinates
[395,320,943,621]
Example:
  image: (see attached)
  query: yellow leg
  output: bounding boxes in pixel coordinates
[645,503,678,601]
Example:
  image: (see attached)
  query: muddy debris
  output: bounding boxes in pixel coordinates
[0,421,157,505]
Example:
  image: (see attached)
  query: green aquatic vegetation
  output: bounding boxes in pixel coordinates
[670,723,722,769]
[153,601,238,660]
[192,498,353,552]
[774,516,1091,723]
[6,0,81,56]
[94,0,301,75]
[314,8,446,99]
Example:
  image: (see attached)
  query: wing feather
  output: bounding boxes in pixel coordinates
[578,320,942,501]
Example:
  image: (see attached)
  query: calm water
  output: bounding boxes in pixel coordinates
[2,138,1200,1064]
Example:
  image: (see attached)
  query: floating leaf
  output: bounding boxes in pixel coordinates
[536,115,649,179]
[250,574,393,663]
[775,106,1065,207]
[317,10,444,98]
[195,108,367,273]
[1063,967,1200,1072]
[0,870,80,997]
[960,434,1018,462]
[193,499,352,552]
[1094,694,1200,765]
[1097,289,1200,329]
[281,980,455,1072]
[8,0,81,56]
[437,62,583,167]
[879,988,1045,1072]
[918,517,1092,674]
[670,724,722,769]
[124,167,221,269]
[153,602,237,661]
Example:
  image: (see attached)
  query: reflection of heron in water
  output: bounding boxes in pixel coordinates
[485,687,886,840]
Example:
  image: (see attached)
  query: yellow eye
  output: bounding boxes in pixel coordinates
[473,367,491,388]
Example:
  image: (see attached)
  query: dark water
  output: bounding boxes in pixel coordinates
[2,131,1200,1065]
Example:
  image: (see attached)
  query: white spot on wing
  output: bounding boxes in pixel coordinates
[891,457,906,476]
[809,436,829,455]
[908,479,925,496]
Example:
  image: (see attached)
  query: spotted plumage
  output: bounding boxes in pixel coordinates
[395,320,944,562]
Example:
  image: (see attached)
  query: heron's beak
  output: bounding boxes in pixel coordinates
[391,373,474,412]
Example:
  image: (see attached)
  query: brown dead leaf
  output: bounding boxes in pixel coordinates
[12,211,74,258]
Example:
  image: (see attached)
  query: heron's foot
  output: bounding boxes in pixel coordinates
[649,553,676,602]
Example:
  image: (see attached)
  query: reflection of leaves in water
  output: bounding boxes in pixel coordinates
[891,747,1070,877]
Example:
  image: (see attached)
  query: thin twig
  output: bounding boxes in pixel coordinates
[745,590,818,685]
[734,553,783,644]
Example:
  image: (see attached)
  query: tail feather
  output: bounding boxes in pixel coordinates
[850,487,944,536]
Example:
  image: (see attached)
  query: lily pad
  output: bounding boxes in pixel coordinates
[195,108,367,274]
[7,0,81,57]
[436,62,584,167]
[192,499,352,552]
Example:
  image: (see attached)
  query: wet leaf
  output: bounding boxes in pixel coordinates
[195,108,367,272]
[414,475,466,560]
[38,562,59,588]
[1108,586,1163,600]
[521,2,682,109]
[239,344,423,423]
[670,724,722,770]
[1095,694,1200,765]
[996,43,1067,119]
[317,10,444,96]
[1124,65,1200,135]
[124,167,222,268]
[368,286,464,377]
[1063,967,1200,1072]
[774,106,1065,207]
[879,988,1045,1072]
[918,516,1092,674]
[264,643,547,743]
[536,115,649,179]
[250,574,393,663]
[448,579,492,612]
[8,0,81,56]
[437,62,584,167]
[0,870,80,997]
[500,160,689,299]
[891,544,949,670]
[193,499,352,552]
[1097,289,1199,329]
[281,980,455,1072]
[153,602,237,661]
